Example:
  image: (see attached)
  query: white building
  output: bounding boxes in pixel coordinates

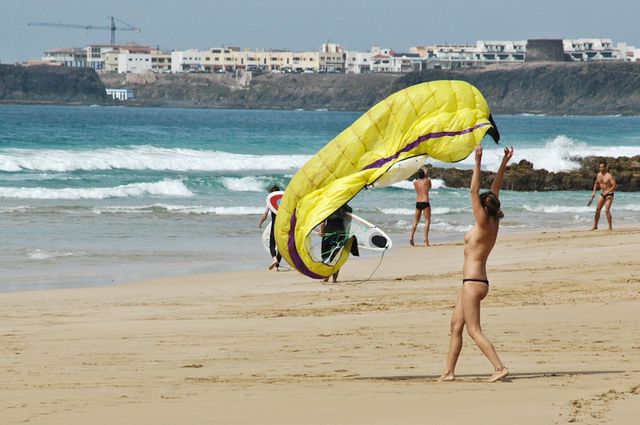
[475,40,526,62]
[105,88,135,100]
[389,53,421,72]
[41,48,87,67]
[345,51,373,74]
[409,41,526,70]
[171,49,204,73]
[85,45,114,70]
[563,38,619,61]
[368,47,395,72]
[118,51,152,74]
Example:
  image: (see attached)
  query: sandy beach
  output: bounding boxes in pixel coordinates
[2,226,640,424]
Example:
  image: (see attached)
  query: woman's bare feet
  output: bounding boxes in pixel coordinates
[409,238,415,246]
[487,366,509,383]
[437,373,455,382]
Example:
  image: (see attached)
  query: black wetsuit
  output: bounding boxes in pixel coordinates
[269,211,282,263]
[321,205,352,262]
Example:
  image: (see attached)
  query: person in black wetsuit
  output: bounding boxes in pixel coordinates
[319,204,355,283]
[258,184,282,271]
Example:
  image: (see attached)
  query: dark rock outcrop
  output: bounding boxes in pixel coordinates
[425,156,640,191]
[100,71,399,111]
[396,62,640,115]
[0,65,107,104]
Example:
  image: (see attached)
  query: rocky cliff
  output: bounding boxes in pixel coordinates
[396,62,640,115]
[0,65,107,104]
[100,62,640,115]
[99,72,400,110]
[3,62,640,115]
[426,156,640,191]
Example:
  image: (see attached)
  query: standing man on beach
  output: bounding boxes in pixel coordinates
[589,159,617,230]
[410,166,431,246]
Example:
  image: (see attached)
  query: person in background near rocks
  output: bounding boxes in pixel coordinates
[258,184,282,270]
[439,145,513,384]
[410,166,432,246]
[589,159,617,230]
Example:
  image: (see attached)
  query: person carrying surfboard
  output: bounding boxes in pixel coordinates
[410,166,432,247]
[258,184,282,271]
[319,203,358,283]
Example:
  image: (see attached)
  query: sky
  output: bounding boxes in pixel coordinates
[1,0,639,63]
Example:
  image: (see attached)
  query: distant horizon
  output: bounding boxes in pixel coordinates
[1,0,639,63]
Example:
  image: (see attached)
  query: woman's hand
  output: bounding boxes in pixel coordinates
[503,146,514,163]
[475,145,483,163]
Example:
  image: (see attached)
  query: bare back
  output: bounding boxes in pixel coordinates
[413,178,431,202]
[463,216,499,280]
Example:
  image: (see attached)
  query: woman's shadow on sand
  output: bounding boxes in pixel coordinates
[356,370,624,383]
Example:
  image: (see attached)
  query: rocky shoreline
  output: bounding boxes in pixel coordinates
[426,156,640,191]
[0,64,106,104]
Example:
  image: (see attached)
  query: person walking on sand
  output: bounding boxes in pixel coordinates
[258,184,282,271]
[410,166,432,246]
[439,145,513,383]
[319,204,358,283]
[589,159,617,230]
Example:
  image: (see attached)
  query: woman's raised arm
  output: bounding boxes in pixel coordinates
[490,147,514,197]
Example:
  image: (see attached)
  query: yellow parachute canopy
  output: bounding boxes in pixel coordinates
[275,80,500,279]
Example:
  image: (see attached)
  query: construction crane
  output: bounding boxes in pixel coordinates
[28,16,140,45]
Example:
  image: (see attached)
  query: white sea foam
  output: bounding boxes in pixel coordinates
[93,204,264,215]
[521,204,593,214]
[0,146,311,173]
[0,205,35,213]
[219,176,269,192]
[0,179,193,200]
[27,250,81,260]
[380,206,465,215]
[444,135,640,172]
[521,204,640,213]
[405,218,472,233]
[390,178,447,190]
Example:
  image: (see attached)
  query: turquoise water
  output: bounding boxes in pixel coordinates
[2,105,640,291]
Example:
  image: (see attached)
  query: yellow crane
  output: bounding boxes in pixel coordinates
[28,16,140,45]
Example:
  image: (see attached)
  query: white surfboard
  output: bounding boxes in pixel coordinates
[266,190,284,215]
[306,211,392,263]
[345,212,392,251]
[261,222,273,255]
[369,155,428,188]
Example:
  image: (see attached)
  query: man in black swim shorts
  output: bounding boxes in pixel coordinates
[410,166,432,246]
[590,159,617,230]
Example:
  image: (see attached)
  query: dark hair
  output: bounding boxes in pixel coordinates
[417,169,425,179]
[479,191,504,220]
[268,184,280,192]
[599,159,608,167]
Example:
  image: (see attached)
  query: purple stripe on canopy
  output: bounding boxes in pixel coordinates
[288,211,325,279]
[362,122,490,171]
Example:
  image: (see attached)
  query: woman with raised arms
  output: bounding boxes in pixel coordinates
[439,145,513,383]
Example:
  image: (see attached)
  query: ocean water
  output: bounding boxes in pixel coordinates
[2,105,640,291]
